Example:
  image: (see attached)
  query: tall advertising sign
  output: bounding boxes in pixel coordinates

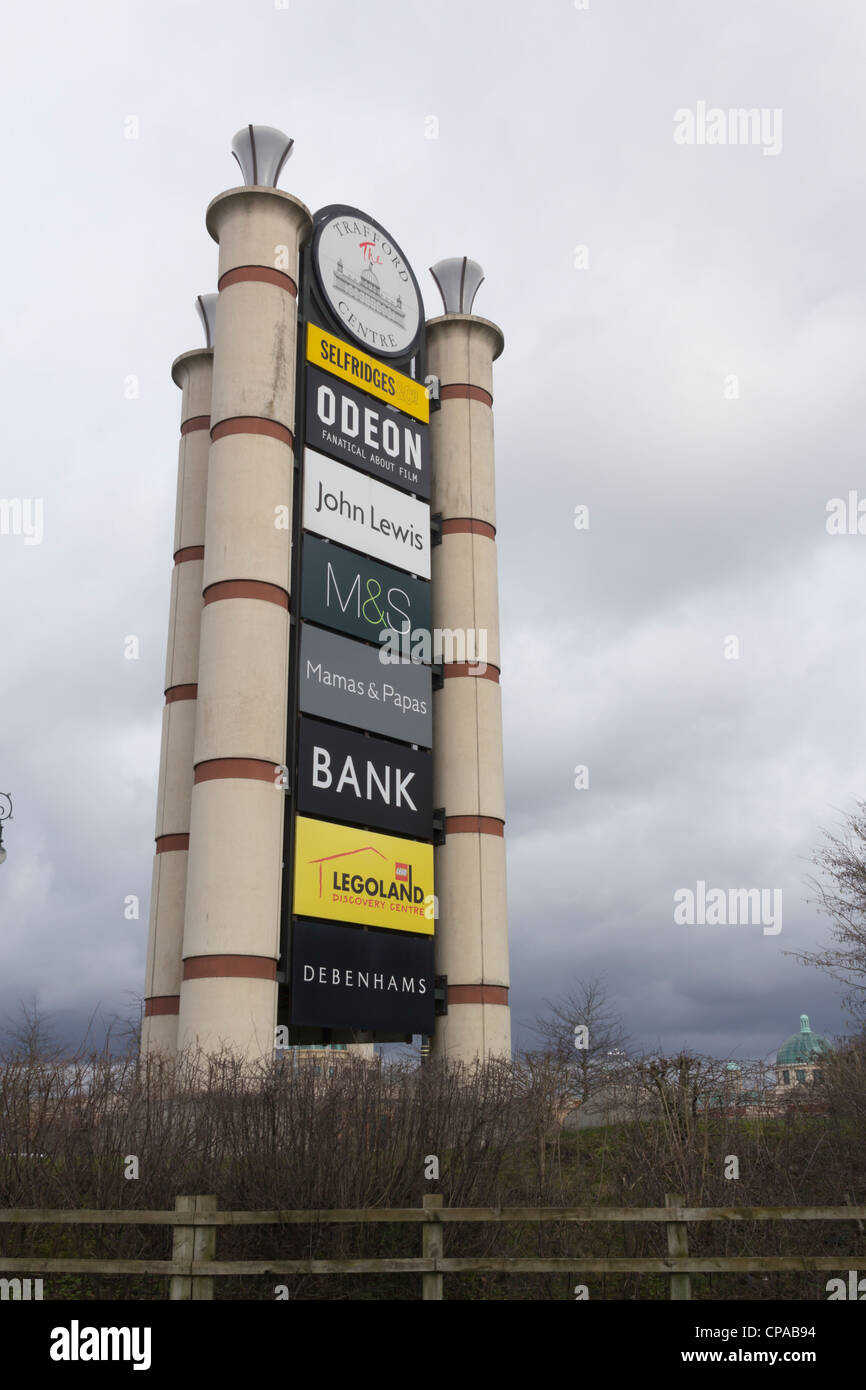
[281,204,435,1043]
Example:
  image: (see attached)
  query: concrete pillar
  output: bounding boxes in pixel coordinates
[426,312,511,1060]
[142,348,212,1057]
[176,185,312,1061]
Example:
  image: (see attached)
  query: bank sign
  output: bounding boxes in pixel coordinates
[297,717,433,839]
[291,919,435,1034]
[301,536,431,651]
[298,623,432,747]
[293,815,434,935]
[303,448,430,579]
[306,365,430,499]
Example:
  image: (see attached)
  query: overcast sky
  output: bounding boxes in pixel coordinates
[2,0,865,1064]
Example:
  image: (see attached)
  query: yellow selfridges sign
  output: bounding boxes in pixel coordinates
[307,323,430,424]
[293,816,434,936]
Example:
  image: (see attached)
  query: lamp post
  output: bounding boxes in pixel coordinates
[0,793,12,866]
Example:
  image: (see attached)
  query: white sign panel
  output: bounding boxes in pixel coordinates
[303,449,431,579]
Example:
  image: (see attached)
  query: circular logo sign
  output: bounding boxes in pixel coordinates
[312,207,423,360]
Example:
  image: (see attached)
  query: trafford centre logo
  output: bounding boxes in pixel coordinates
[313,210,423,357]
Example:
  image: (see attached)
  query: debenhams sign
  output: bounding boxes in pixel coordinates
[291,919,435,1033]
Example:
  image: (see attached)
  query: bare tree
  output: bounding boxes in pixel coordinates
[0,995,64,1065]
[791,802,866,1023]
[533,973,631,1104]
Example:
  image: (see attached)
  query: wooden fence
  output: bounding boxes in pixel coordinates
[1,1195,864,1300]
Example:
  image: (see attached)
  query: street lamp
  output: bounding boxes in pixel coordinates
[0,793,12,866]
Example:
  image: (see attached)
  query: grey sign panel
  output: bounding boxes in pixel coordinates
[298,623,432,748]
[291,918,435,1033]
[306,365,430,499]
[297,716,433,839]
[301,535,431,650]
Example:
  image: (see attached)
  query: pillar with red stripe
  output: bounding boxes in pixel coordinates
[142,312,214,1056]
[177,130,311,1059]
[427,258,511,1060]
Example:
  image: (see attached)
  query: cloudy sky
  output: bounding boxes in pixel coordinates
[2,0,864,1063]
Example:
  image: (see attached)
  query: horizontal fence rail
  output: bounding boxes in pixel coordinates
[0,1196,864,1299]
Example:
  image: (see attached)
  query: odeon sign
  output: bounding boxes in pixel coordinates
[306,364,430,499]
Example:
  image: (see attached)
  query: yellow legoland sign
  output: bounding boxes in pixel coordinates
[293,816,434,935]
[306,323,430,423]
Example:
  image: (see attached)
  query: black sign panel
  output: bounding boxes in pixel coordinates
[306,365,430,499]
[291,919,435,1033]
[297,717,433,839]
[301,535,432,651]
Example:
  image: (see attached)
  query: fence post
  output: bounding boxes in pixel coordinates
[170,1196,195,1301]
[422,1194,443,1301]
[665,1193,691,1301]
[170,1195,217,1301]
[192,1195,217,1301]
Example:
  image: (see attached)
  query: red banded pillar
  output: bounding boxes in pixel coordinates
[177,167,312,1060]
[426,264,511,1061]
[142,333,213,1057]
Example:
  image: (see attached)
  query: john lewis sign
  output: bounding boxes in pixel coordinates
[303,449,431,579]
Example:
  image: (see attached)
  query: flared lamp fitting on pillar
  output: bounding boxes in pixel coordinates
[231,125,294,188]
[430,257,485,314]
[0,793,12,867]
[195,294,218,349]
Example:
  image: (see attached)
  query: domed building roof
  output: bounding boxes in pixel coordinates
[776,1014,831,1066]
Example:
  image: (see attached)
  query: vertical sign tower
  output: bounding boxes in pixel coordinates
[142,132,511,1064]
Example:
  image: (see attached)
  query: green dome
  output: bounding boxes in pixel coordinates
[776,1015,831,1066]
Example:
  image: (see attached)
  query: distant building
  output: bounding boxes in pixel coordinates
[568,1013,833,1128]
[278,1043,376,1078]
[774,1014,831,1093]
